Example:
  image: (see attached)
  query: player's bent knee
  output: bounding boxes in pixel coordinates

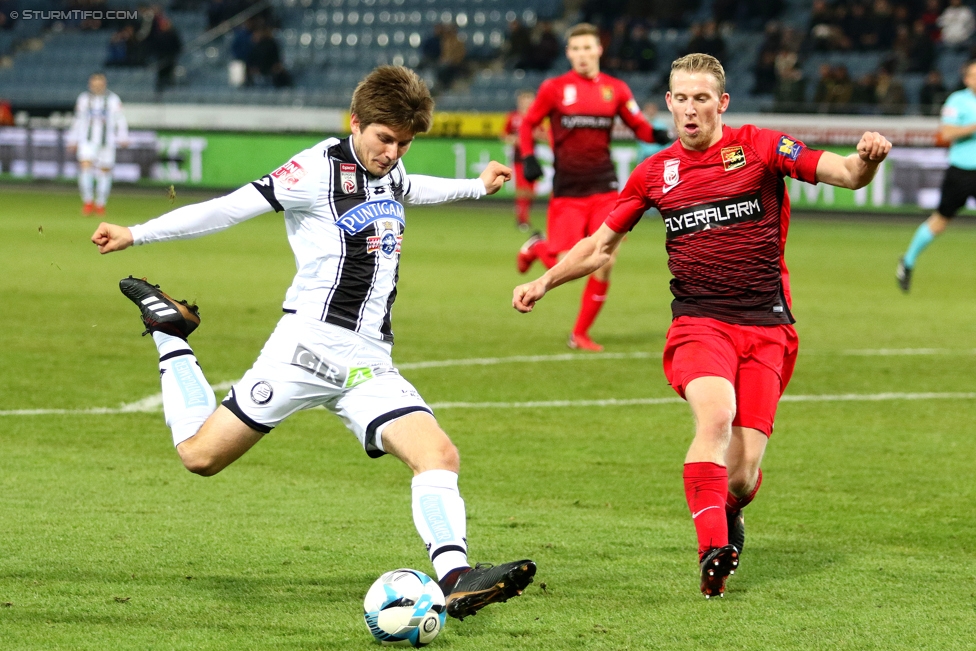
[176,445,224,477]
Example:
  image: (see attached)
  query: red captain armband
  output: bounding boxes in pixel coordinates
[271,160,307,189]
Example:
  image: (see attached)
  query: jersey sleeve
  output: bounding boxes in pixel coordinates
[130,184,272,245]
[67,94,88,145]
[250,147,323,212]
[751,126,823,185]
[111,95,128,143]
[519,81,554,159]
[941,94,967,126]
[616,82,654,143]
[605,159,655,233]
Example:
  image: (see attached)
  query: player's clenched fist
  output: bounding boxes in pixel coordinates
[513,279,547,313]
[856,132,892,162]
[91,222,134,254]
[479,161,513,195]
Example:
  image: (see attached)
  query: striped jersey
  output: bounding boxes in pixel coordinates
[605,125,824,326]
[250,136,411,343]
[69,91,128,147]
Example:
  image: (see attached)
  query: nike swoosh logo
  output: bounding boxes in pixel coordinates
[662,182,680,194]
[692,505,720,519]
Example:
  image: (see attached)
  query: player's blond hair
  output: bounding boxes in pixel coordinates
[669,54,726,96]
[350,66,434,135]
[565,22,600,42]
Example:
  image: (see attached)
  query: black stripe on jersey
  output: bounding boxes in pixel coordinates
[251,175,284,212]
[380,264,398,339]
[324,228,378,331]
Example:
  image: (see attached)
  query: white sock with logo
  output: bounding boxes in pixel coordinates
[79,167,94,203]
[411,469,469,580]
[152,331,216,446]
[95,168,113,207]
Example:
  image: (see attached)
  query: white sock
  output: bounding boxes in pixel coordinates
[95,169,112,207]
[79,167,94,203]
[152,331,216,446]
[411,469,469,580]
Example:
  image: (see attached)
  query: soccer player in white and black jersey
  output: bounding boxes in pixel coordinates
[91,66,536,621]
[68,73,128,216]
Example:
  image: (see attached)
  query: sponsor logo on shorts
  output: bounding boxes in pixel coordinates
[290,344,381,388]
[776,135,802,161]
[721,146,746,171]
[340,162,357,194]
[336,199,405,235]
[250,381,273,405]
[661,191,765,239]
[270,160,306,189]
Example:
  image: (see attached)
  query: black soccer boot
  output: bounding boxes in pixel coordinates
[438,559,536,620]
[727,508,745,556]
[699,544,739,599]
[119,276,200,339]
[896,257,913,293]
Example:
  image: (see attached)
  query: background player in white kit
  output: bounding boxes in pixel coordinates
[90,66,536,620]
[68,73,128,216]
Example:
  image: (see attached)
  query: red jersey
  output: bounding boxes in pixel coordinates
[519,70,653,198]
[605,125,824,326]
[503,110,525,163]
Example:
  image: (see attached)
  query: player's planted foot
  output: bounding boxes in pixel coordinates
[567,332,603,352]
[438,559,536,620]
[896,257,913,293]
[699,544,739,599]
[517,232,544,273]
[727,508,745,556]
[82,201,95,216]
[119,276,200,339]
[95,204,106,216]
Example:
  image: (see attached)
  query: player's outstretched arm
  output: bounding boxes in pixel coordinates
[513,223,625,313]
[815,131,892,189]
[479,161,513,195]
[91,222,134,254]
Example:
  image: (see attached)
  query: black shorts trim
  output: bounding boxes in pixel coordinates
[937,165,976,217]
[430,544,467,562]
[364,406,433,459]
[221,389,274,434]
[282,308,296,314]
[159,349,194,363]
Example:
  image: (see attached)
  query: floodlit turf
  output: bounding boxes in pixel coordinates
[1,187,975,650]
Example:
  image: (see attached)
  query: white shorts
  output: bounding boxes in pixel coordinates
[222,313,432,457]
[77,143,116,167]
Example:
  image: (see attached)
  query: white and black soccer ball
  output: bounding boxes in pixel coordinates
[363,569,446,647]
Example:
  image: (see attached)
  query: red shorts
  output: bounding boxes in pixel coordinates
[662,316,799,437]
[546,191,618,254]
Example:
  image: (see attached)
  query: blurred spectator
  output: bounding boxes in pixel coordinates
[530,22,561,71]
[816,64,854,112]
[67,0,108,31]
[247,24,292,87]
[871,0,897,50]
[686,20,727,62]
[851,72,879,110]
[753,22,781,93]
[0,0,13,31]
[152,16,182,90]
[105,25,138,66]
[919,69,949,115]
[908,19,937,72]
[938,0,975,48]
[774,65,806,112]
[920,0,942,41]
[604,17,631,71]
[421,23,443,69]
[436,25,467,90]
[621,23,658,71]
[505,19,533,69]
[875,63,907,114]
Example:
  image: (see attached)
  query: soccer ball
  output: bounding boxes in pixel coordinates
[363,569,446,647]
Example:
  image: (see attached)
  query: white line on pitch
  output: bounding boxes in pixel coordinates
[3,392,975,417]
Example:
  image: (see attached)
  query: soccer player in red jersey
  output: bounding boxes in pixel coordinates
[516,22,670,352]
[502,89,547,231]
[513,54,891,598]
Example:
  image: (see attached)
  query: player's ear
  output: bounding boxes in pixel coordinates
[717,93,730,114]
[350,114,361,136]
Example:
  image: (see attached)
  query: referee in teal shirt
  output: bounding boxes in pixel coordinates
[898,60,976,292]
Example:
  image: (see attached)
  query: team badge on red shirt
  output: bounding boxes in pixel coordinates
[340,163,358,194]
[601,85,614,102]
[776,136,802,161]
[271,160,306,189]
[563,85,577,106]
[662,159,681,193]
[721,146,746,171]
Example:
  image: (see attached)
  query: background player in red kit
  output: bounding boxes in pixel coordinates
[516,22,670,352]
[514,54,891,598]
[502,89,549,231]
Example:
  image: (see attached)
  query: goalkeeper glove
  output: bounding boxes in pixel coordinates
[522,154,543,182]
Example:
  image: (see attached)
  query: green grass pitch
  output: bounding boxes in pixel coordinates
[1,187,975,650]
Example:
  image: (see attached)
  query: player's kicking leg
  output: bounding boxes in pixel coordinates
[381,413,537,620]
[119,277,263,473]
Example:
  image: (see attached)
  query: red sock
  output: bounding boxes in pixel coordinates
[531,239,558,269]
[515,198,532,225]
[727,468,763,513]
[683,462,729,559]
[572,277,609,337]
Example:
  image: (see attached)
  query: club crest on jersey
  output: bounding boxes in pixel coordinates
[271,160,306,189]
[721,146,746,171]
[776,136,802,161]
[367,220,403,258]
[601,85,614,102]
[662,159,680,192]
[336,199,405,234]
[563,85,577,106]
[340,163,358,194]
